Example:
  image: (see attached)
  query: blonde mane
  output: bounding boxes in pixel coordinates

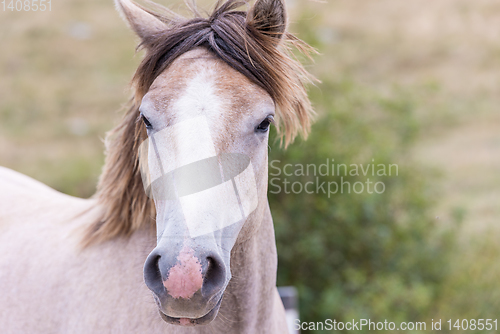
[83,0,315,246]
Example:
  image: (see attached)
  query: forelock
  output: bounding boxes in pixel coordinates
[132,0,316,146]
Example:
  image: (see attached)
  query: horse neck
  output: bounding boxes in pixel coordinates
[214,202,279,332]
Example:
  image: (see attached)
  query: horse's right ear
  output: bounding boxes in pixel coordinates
[247,0,287,43]
[115,0,168,40]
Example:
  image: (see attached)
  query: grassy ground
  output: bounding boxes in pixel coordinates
[295,0,500,235]
[0,0,138,195]
[1,0,499,330]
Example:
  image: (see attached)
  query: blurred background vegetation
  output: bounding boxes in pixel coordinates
[1,0,499,332]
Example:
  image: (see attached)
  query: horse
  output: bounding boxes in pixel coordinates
[0,0,314,332]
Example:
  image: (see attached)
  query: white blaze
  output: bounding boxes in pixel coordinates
[147,116,216,179]
[139,72,258,238]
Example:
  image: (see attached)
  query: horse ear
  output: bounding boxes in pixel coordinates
[115,0,168,40]
[247,0,287,42]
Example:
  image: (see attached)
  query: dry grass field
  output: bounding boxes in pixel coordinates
[295,0,500,235]
[1,0,499,330]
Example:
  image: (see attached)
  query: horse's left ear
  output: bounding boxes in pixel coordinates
[247,0,287,42]
[115,0,168,40]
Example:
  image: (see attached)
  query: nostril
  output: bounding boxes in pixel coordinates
[144,253,165,297]
[202,256,225,297]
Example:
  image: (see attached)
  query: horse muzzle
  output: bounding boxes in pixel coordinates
[143,243,228,326]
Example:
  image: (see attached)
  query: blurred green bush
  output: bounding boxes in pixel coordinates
[269,79,456,330]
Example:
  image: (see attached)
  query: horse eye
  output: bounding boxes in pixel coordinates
[256,116,273,132]
[141,114,153,129]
